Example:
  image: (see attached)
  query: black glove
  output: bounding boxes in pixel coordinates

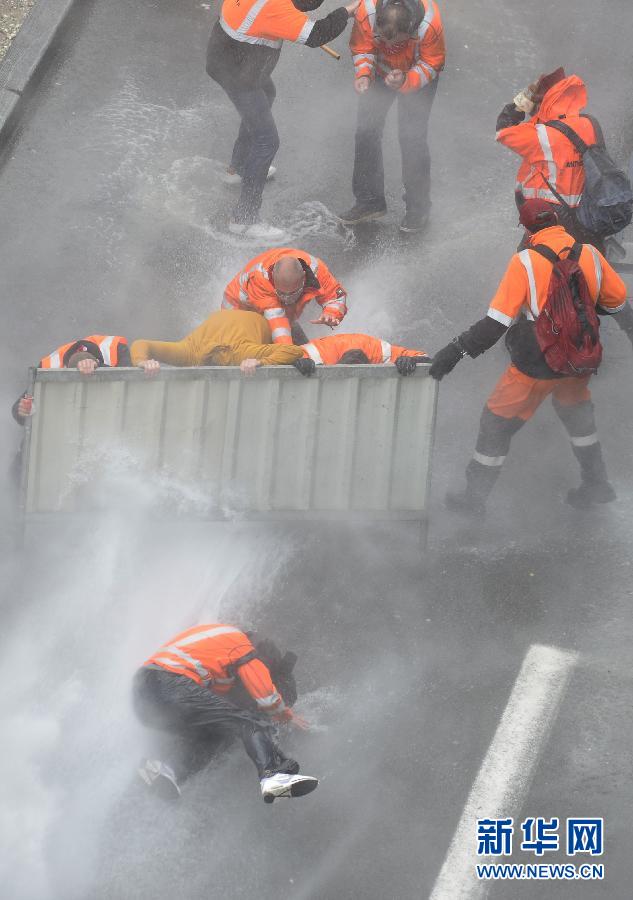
[395,355,420,376]
[496,102,525,131]
[293,357,316,376]
[429,340,465,381]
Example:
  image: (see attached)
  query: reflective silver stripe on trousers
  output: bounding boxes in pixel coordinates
[48,351,61,368]
[380,339,391,363]
[99,336,114,367]
[536,124,558,192]
[518,250,540,318]
[264,307,285,320]
[364,0,376,21]
[570,433,598,447]
[487,307,514,327]
[271,327,291,339]
[219,16,282,48]
[303,342,324,365]
[473,451,506,467]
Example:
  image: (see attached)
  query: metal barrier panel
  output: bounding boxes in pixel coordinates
[22,365,438,521]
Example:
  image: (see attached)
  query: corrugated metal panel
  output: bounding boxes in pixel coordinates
[22,365,437,520]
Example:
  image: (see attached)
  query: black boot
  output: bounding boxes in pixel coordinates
[567,443,616,509]
[445,459,503,517]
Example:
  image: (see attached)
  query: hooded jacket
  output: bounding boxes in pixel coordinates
[496,76,598,208]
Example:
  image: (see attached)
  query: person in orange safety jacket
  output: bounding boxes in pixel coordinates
[496,68,633,346]
[205,0,359,241]
[12,335,134,426]
[293,331,428,375]
[133,623,319,803]
[429,199,628,513]
[222,248,348,345]
[340,0,445,232]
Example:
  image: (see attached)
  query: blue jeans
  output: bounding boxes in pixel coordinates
[353,78,438,217]
[222,77,280,224]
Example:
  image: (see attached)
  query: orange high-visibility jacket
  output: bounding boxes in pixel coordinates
[220,0,316,48]
[496,76,597,207]
[350,0,445,93]
[144,623,285,716]
[301,332,427,364]
[223,248,347,344]
[39,335,129,369]
[486,225,627,328]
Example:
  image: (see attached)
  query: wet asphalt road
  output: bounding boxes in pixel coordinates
[1,1,632,898]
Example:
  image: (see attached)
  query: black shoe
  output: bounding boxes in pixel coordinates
[399,211,430,234]
[338,201,387,225]
[566,481,616,509]
[445,490,486,517]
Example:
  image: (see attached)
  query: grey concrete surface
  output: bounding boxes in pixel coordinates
[0,1,632,899]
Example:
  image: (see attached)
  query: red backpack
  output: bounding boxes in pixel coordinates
[532,243,602,376]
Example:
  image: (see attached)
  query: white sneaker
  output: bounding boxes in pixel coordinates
[228,220,288,242]
[138,758,181,801]
[221,166,277,186]
[260,772,319,803]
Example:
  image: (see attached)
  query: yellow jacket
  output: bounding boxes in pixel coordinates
[131,310,304,367]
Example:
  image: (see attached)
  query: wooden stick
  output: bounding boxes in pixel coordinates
[320,44,341,60]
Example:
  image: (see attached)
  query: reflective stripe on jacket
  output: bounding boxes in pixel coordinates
[39,335,128,369]
[220,0,315,48]
[302,333,427,364]
[223,248,347,345]
[145,623,285,713]
[350,0,445,92]
[496,76,596,209]
[487,225,627,328]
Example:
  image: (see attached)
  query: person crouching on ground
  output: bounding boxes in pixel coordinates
[134,623,318,803]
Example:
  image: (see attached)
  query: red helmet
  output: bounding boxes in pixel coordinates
[518,199,559,233]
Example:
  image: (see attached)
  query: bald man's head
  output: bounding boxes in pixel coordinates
[272,257,305,304]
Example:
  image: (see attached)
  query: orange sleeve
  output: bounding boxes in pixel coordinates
[487,255,530,326]
[350,4,376,80]
[315,260,348,323]
[401,13,446,93]
[238,659,285,714]
[496,120,541,157]
[389,344,428,361]
[245,274,293,344]
[591,249,628,311]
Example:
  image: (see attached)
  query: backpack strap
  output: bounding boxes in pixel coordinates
[568,242,583,262]
[580,113,606,148]
[531,244,561,264]
[544,119,590,155]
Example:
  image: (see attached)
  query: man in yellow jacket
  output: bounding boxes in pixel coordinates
[130,309,305,373]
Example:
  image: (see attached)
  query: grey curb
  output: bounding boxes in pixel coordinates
[0,0,80,145]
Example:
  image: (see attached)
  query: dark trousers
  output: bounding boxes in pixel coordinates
[465,399,608,503]
[220,77,279,224]
[133,667,288,782]
[352,78,438,216]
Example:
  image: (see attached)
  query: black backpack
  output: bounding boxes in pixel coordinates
[544,117,633,237]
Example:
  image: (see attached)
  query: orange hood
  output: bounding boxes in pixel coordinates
[536,75,587,122]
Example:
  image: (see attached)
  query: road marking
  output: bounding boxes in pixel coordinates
[429,643,578,900]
